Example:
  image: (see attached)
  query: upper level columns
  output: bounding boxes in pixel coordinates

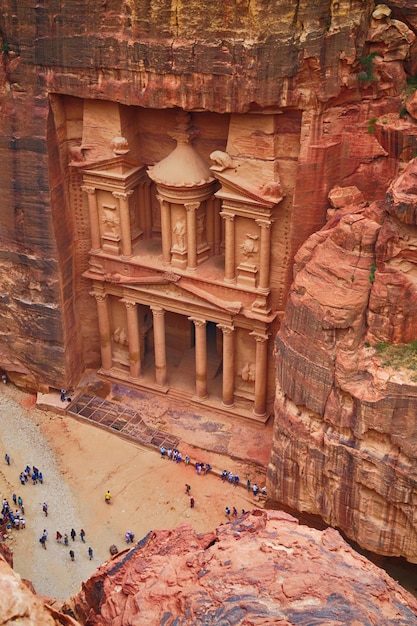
[159,197,172,265]
[81,186,101,252]
[122,299,141,380]
[189,317,207,399]
[113,191,134,259]
[256,219,273,292]
[220,211,235,283]
[250,330,269,418]
[218,323,235,407]
[91,292,112,370]
[185,202,199,270]
[151,305,167,387]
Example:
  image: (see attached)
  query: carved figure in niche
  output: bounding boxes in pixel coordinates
[102,206,119,234]
[210,150,237,171]
[241,362,255,383]
[239,233,258,259]
[113,327,128,346]
[173,218,186,251]
[196,213,205,245]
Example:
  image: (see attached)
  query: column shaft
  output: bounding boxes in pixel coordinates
[220,212,235,282]
[256,219,273,292]
[151,306,167,387]
[185,203,199,270]
[160,198,172,265]
[219,323,235,407]
[82,186,101,252]
[92,292,112,370]
[124,300,141,379]
[190,317,207,398]
[251,331,269,417]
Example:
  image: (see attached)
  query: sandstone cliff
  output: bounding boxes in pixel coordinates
[66,510,417,625]
[0,1,415,390]
[268,156,417,562]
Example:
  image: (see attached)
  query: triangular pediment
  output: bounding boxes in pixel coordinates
[211,159,284,208]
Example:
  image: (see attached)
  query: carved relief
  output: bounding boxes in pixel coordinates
[239,233,259,259]
[113,327,128,346]
[241,362,255,383]
[172,218,187,251]
[102,204,119,235]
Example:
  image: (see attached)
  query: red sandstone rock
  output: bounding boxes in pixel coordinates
[269,158,417,563]
[0,553,80,625]
[67,510,417,625]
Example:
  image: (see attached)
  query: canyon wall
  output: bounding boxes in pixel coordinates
[0,1,414,391]
[268,155,417,562]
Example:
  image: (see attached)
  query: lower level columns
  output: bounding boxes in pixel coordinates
[151,305,167,387]
[189,317,207,399]
[251,331,269,417]
[123,299,141,380]
[92,292,112,371]
[218,323,235,407]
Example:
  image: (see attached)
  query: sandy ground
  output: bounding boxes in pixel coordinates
[0,384,258,601]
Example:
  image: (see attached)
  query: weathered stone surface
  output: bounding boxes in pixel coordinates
[269,158,417,562]
[67,510,417,625]
[0,0,415,393]
[0,553,80,626]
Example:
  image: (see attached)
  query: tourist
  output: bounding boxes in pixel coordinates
[105,490,111,504]
[38,472,43,484]
[39,535,46,549]
[19,517,25,529]
[56,531,63,543]
[80,528,86,543]
[88,546,93,560]
[234,475,239,487]
[69,549,75,561]
[228,472,234,484]
[160,446,166,458]
[19,473,25,486]
[190,497,195,508]
[70,528,76,541]
[225,507,231,519]
[252,483,259,496]
[221,470,228,482]
[12,494,16,505]
[42,502,48,516]
[4,453,10,466]
[184,455,190,465]
[232,506,238,517]
[64,533,69,546]
[185,484,191,495]
[246,479,251,492]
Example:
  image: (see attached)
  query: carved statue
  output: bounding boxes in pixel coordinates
[210,150,237,171]
[173,218,186,251]
[102,207,119,234]
[239,233,259,259]
[241,362,255,383]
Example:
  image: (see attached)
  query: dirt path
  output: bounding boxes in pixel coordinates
[0,385,259,600]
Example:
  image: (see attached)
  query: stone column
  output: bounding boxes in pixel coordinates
[189,317,207,399]
[185,202,199,270]
[250,330,269,417]
[218,323,235,407]
[159,197,172,265]
[220,212,235,283]
[151,305,167,387]
[113,191,134,259]
[123,299,141,379]
[256,219,273,292]
[91,292,112,370]
[81,185,101,252]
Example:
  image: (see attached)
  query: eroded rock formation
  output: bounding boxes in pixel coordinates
[66,510,417,624]
[268,157,417,562]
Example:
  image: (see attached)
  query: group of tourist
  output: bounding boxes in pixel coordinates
[1,496,26,535]
[51,527,93,561]
[19,464,44,486]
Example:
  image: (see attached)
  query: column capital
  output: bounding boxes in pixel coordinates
[250,330,270,343]
[81,185,96,195]
[121,299,137,310]
[112,190,134,200]
[188,316,207,327]
[90,291,107,303]
[218,323,234,336]
[220,211,235,222]
[255,219,273,229]
[151,305,165,318]
[185,202,200,212]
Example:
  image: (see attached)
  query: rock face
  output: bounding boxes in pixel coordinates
[0,0,416,392]
[67,510,417,625]
[268,157,417,563]
[0,552,80,626]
